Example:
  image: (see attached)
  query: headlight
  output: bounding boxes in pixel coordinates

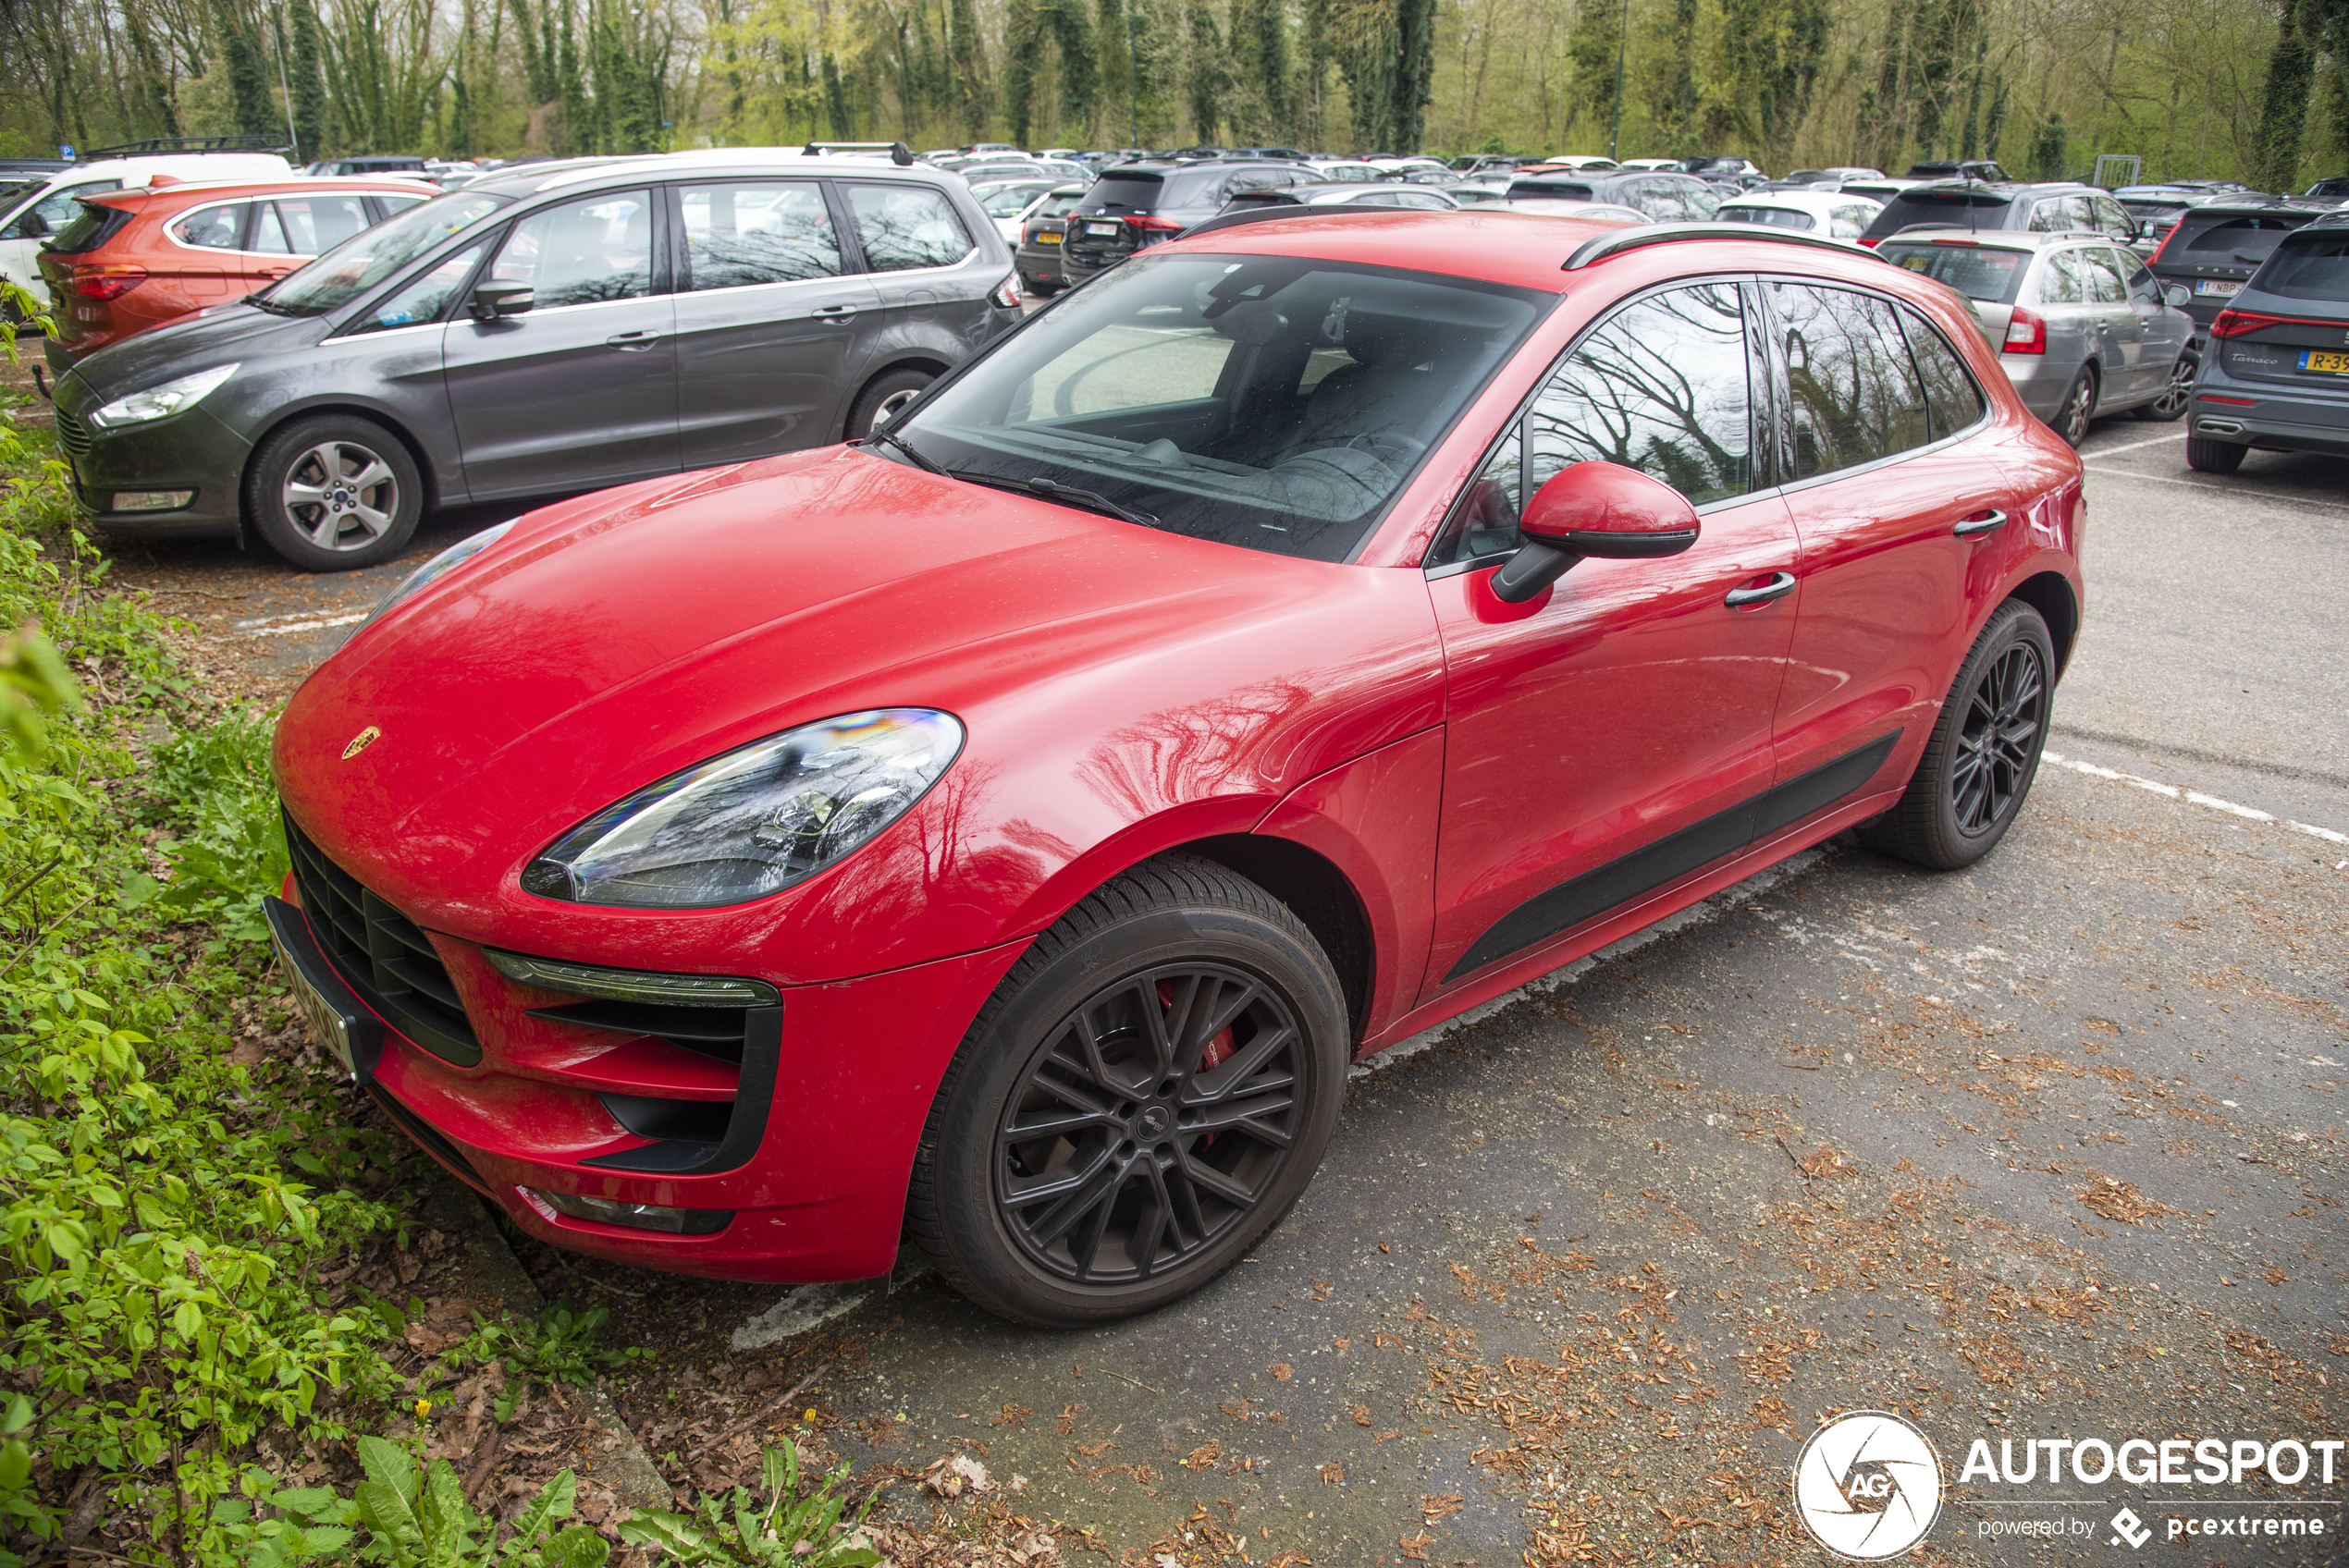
[359,519,515,631]
[521,708,965,908]
[86,362,240,429]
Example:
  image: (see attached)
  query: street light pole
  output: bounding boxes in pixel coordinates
[1607,0,1627,161]
[1128,0,1138,148]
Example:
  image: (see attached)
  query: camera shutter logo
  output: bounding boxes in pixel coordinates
[1791,1410,1943,1560]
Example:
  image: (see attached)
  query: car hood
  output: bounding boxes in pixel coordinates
[59,300,316,402]
[276,446,1444,961]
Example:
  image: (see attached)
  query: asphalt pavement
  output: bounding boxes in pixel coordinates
[105,417,2349,1566]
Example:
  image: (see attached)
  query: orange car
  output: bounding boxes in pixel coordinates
[37,177,437,364]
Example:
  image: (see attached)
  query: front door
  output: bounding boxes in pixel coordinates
[669,178,882,467]
[1423,280,1801,995]
[443,189,680,500]
[2080,246,2148,401]
[1762,280,2015,788]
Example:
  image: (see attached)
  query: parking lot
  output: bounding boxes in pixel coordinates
[90,414,2347,1564]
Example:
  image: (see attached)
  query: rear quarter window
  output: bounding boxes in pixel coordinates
[44,201,134,255]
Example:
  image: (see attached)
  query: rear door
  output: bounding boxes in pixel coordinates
[1764,281,2013,794]
[837,178,986,373]
[668,178,879,467]
[1421,279,1801,994]
[250,190,376,291]
[443,188,681,498]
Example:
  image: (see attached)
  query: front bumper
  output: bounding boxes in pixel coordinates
[273,827,1027,1284]
[50,391,248,539]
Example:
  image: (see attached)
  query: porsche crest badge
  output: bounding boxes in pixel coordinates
[341,725,382,761]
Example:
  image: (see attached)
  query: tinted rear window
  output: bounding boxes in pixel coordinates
[1508,178,1594,199]
[44,201,133,256]
[1079,173,1163,214]
[2171,214,2307,265]
[2254,232,2349,301]
[1876,242,2030,303]
[1867,190,2015,237]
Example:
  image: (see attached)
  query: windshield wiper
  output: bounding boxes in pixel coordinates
[862,424,946,475]
[243,293,295,313]
[1020,476,1160,528]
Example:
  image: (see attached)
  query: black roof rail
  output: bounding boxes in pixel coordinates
[803,141,915,166]
[1175,204,1424,240]
[1562,222,1892,270]
[80,135,290,159]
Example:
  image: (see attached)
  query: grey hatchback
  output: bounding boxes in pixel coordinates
[2184,210,2349,472]
[52,151,1022,570]
[1877,229,2197,444]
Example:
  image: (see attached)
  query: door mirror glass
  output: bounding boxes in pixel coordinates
[2161,282,2191,310]
[470,282,535,318]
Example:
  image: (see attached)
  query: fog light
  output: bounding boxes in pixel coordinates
[111,489,194,512]
[521,1186,732,1235]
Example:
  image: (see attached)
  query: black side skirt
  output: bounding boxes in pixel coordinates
[1443,729,1901,984]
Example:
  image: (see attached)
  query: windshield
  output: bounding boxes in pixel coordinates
[1877,242,2030,303]
[260,190,510,316]
[887,252,1547,561]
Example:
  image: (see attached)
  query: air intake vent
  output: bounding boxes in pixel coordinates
[284,812,483,1067]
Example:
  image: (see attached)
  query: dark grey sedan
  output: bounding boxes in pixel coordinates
[52,152,1023,570]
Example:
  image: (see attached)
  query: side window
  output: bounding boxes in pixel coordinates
[376,194,428,218]
[351,242,486,333]
[489,190,655,307]
[2026,198,2062,233]
[2081,250,2128,304]
[1766,282,1931,478]
[251,202,295,253]
[168,202,248,251]
[274,195,372,254]
[678,181,842,289]
[843,183,975,271]
[1433,283,1753,567]
[1895,308,1986,440]
[2093,196,2130,236]
[2121,251,2158,300]
[2036,251,2085,305]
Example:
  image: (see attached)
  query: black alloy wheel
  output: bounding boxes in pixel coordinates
[2055,366,2097,447]
[996,963,1305,1284]
[1862,599,2055,870]
[908,854,1347,1327]
[2185,434,2247,473]
[2134,351,2195,421]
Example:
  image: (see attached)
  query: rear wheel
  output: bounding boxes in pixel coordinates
[1861,600,2054,872]
[2053,365,2097,447]
[2134,350,2195,421]
[245,413,423,571]
[845,366,936,440]
[906,854,1349,1328]
[2185,435,2247,473]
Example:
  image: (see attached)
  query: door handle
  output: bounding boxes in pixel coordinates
[606,330,661,349]
[1724,571,1797,607]
[810,303,857,321]
[1953,508,2009,538]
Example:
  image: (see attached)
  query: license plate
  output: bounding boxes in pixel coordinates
[275,930,360,1080]
[2195,279,2243,297]
[2297,349,2349,374]
[1039,232,1062,244]
[1085,221,1123,238]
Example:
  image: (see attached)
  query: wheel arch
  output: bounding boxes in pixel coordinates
[2006,570,2079,676]
[1174,834,1375,1044]
[239,400,446,520]
[840,355,953,440]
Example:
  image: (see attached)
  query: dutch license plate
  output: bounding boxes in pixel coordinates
[2195,279,2243,297]
[1039,231,1062,244]
[1086,221,1123,238]
[275,932,359,1079]
[2297,349,2349,374]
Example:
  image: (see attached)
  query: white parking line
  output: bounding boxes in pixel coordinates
[2083,431,2186,459]
[2042,750,2348,847]
[231,611,368,638]
[2079,468,2349,510]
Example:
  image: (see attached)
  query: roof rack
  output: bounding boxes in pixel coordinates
[80,135,290,159]
[803,141,915,166]
[1562,222,1891,270]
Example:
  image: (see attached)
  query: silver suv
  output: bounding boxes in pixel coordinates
[1876,228,2196,445]
[50,149,1020,570]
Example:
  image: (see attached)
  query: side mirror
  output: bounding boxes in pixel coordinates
[469,282,534,320]
[2161,282,2191,310]
[1489,461,1701,604]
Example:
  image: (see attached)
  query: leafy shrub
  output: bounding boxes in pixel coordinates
[254,1436,608,1567]
[621,1442,879,1566]
[146,712,290,945]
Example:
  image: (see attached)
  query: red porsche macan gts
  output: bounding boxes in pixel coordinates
[270,209,2084,1327]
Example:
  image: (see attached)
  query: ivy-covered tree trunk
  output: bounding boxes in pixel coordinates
[1391,0,1433,152]
[1296,0,1330,148]
[126,8,185,139]
[2253,0,2318,193]
[949,0,990,141]
[215,0,281,141]
[557,0,589,153]
[1185,0,1224,142]
[288,0,326,156]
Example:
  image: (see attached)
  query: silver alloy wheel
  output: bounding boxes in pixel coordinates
[874,387,922,426]
[281,439,400,552]
[2150,355,2193,419]
[2061,373,2095,445]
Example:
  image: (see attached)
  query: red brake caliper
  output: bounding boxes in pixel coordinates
[1158,979,1234,1145]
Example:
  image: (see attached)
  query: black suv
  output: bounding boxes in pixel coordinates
[2148,201,2329,344]
[1860,181,2135,248]
[1061,161,1307,283]
[2184,210,2349,472]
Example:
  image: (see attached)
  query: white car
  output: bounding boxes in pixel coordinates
[1618,157,1681,172]
[1714,189,1883,239]
[970,178,1069,243]
[0,148,293,302]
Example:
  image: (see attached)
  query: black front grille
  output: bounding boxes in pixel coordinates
[285,813,483,1067]
[54,408,92,464]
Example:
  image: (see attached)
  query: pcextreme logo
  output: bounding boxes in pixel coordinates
[1792,1410,1945,1561]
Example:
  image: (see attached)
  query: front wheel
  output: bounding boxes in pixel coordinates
[2134,350,2195,421]
[1861,600,2055,871]
[245,413,423,570]
[906,854,1349,1328]
[844,366,936,440]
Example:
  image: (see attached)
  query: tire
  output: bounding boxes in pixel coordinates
[906,853,1349,1328]
[2133,350,2195,421]
[1860,599,2055,872]
[245,413,423,571]
[2185,434,2247,473]
[1027,276,1063,298]
[2052,364,2097,447]
[844,366,936,440]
